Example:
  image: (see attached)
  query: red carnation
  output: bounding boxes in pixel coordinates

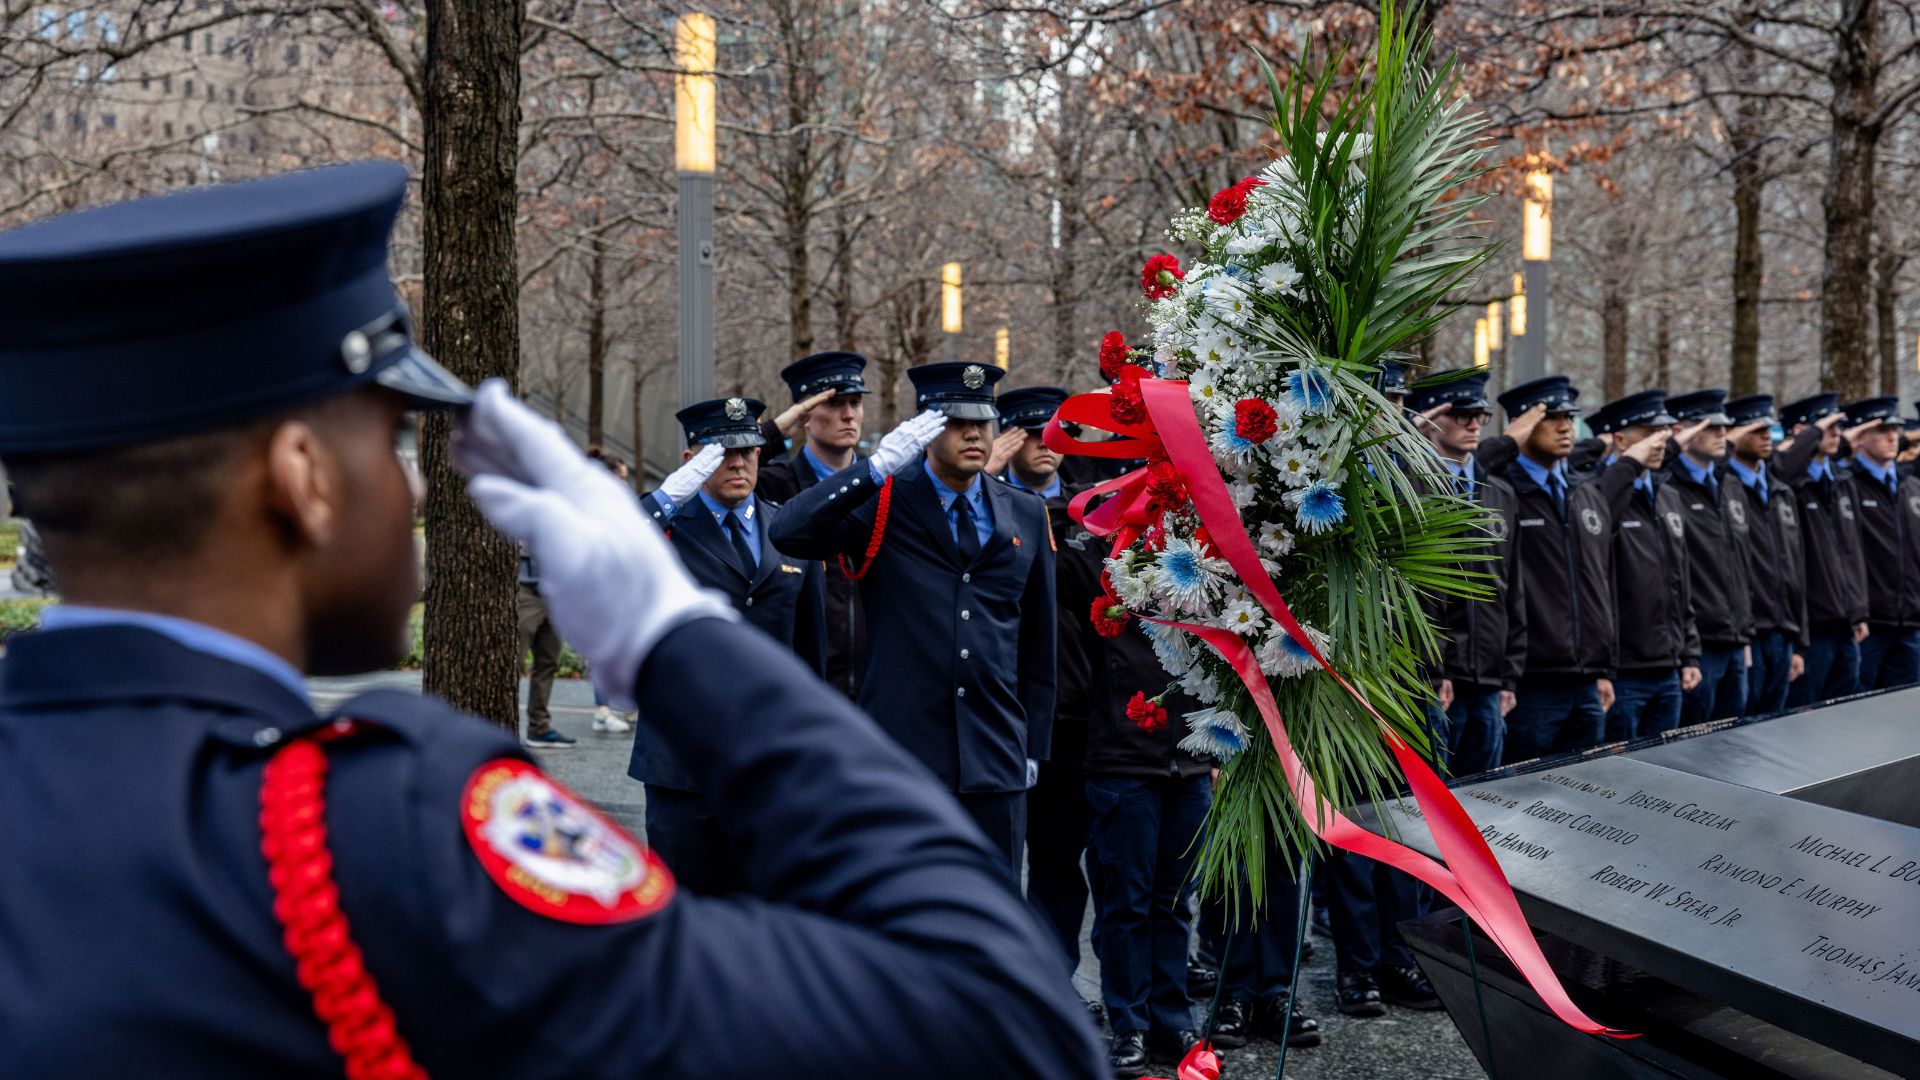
[1194,525,1218,557]
[1127,691,1169,733]
[1141,522,1168,552]
[1141,254,1184,300]
[1099,331,1131,382]
[1109,366,1149,425]
[1090,592,1131,638]
[1234,397,1280,444]
[1206,177,1266,225]
[1145,460,1188,516]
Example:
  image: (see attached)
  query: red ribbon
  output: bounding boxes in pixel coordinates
[1044,379,1626,1037]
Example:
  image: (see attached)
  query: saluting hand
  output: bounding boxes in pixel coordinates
[986,427,1026,476]
[1671,420,1708,453]
[456,381,737,710]
[773,389,837,439]
[1503,402,1547,448]
[869,409,949,477]
[658,443,726,506]
[1621,432,1665,470]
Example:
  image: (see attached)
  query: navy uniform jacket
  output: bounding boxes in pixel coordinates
[0,621,1104,1078]
[634,492,826,790]
[757,447,868,698]
[769,457,1056,793]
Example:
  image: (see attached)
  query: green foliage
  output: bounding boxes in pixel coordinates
[395,603,585,677]
[0,597,51,638]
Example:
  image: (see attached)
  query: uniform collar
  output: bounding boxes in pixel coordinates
[1728,456,1767,492]
[38,605,309,703]
[1515,453,1564,490]
[801,443,857,482]
[0,624,323,746]
[1005,469,1061,499]
[1854,455,1896,486]
[696,488,756,524]
[923,457,985,508]
[1678,453,1716,487]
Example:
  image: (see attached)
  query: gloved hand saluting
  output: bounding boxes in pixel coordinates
[868,409,949,477]
[455,380,737,710]
[658,442,725,507]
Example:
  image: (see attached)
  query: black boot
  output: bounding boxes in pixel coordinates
[1186,959,1219,1000]
[1336,969,1386,1018]
[1378,964,1442,1010]
[1209,997,1249,1049]
[1108,1031,1149,1077]
[1145,1028,1203,1065]
[1250,993,1322,1048]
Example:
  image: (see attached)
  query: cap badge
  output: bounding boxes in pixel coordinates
[340,331,373,374]
[962,364,986,390]
[724,397,748,421]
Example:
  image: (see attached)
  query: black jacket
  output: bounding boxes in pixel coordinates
[1498,454,1616,679]
[770,458,1057,794]
[1663,457,1754,650]
[1601,460,1699,673]
[1774,443,1865,634]
[1054,518,1213,779]
[1423,463,1526,691]
[757,442,868,699]
[1728,450,1808,644]
[1844,460,1920,628]
[634,493,827,791]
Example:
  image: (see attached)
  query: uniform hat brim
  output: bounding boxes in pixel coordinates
[375,346,473,409]
[933,401,1000,421]
[693,429,766,449]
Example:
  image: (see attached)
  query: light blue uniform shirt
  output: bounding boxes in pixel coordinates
[1677,454,1716,489]
[38,605,310,703]
[1854,455,1897,491]
[698,489,762,564]
[1515,453,1566,493]
[1604,454,1656,501]
[802,444,859,484]
[1728,456,1769,501]
[924,459,995,551]
[1006,472,1062,500]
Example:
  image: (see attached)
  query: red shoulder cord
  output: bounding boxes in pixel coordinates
[835,476,893,581]
[260,722,429,1080]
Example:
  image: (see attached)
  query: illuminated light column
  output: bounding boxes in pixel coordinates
[675,13,717,407]
[941,261,963,360]
[1516,170,1553,383]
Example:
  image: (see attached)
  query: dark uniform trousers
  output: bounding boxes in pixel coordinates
[0,622,1108,1077]
[634,492,827,894]
[1782,463,1866,710]
[516,582,562,738]
[1026,492,1094,969]
[1850,467,1920,691]
[1200,841,1306,1008]
[756,440,868,699]
[1495,456,1616,763]
[769,457,1057,877]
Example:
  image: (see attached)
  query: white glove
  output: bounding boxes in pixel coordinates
[658,442,725,507]
[1026,758,1040,789]
[456,380,737,710]
[869,409,949,477]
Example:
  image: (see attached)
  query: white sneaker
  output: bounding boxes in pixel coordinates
[592,706,632,734]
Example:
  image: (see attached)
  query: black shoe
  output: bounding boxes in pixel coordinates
[1378,964,1442,1010]
[1087,997,1109,1029]
[1249,994,1322,1048]
[1187,960,1219,999]
[521,729,576,750]
[1209,998,1249,1049]
[1107,1031,1149,1077]
[1144,1028,1203,1065]
[1336,969,1387,1017]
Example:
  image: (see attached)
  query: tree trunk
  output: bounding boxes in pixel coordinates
[1875,244,1902,395]
[1601,283,1629,401]
[1654,307,1672,390]
[1820,0,1881,399]
[1728,113,1765,396]
[586,233,608,447]
[780,0,817,359]
[829,163,857,347]
[419,0,525,731]
[632,358,649,490]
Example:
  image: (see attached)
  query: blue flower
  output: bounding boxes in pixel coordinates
[1294,481,1345,534]
[1178,708,1251,760]
[1280,632,1316,661]
[1285,368,1334,414]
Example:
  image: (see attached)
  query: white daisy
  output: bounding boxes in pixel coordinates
[1217,594,1265,636]
[1257,260,1303,296]
[1200,273,1256,328]
[1258,520,1296,556]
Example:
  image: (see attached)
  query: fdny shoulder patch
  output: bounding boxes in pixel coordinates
[461,758,674,924]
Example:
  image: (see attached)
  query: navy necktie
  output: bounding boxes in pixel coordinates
[952,495,981,562]
[725,511,757,573]
[1547,472,1566,519]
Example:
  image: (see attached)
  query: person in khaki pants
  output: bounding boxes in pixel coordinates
[517,545,573,748]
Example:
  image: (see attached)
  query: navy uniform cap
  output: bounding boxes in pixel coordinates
[1666,389,1732,426]
[909,361,1004,420]
[780,351,868,402]
[675,397,768,449]
[1406,369,1491,413]
[1842,396,1899,426]
[1496,374,1580,418]
[998,386,1067,431]
[1728,390,1766,424]
[1776,393,1834,428]
[1373,359,1410,398]
[0,161,469,454]
[1586,389,1676,435]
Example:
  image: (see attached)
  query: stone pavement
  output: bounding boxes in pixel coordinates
[307,670,1486,1079]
